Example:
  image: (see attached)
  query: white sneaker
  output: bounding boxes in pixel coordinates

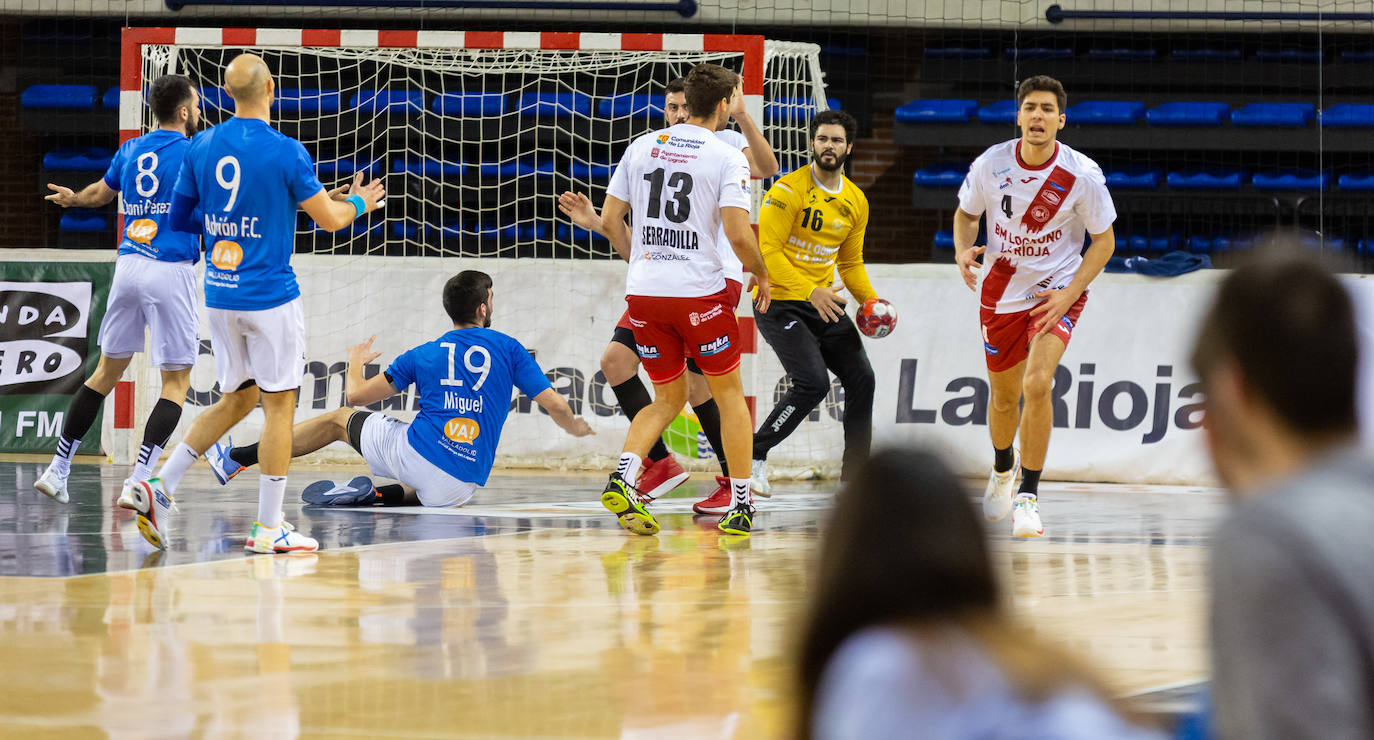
[982,450,1021,522]
[127,478,175,550]
[34,468,70,504]
[749,459,772,498]
[1011,494,1044,538]
[244,520,319,554]
[117,478,139,510]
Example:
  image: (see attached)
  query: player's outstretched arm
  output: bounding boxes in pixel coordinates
[728,84,779,179]
[952,208,985,292]
[600,196,633,262]
[722,206,770,313]
[45,180,116,209]
[303,172,385,233]
[533,388,594,437]
[344,335,399,407]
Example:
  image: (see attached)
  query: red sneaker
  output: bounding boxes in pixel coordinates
[693,476,735,515]
[637,455,690,500]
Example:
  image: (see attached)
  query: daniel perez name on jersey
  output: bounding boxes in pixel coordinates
[957,139,1116,314]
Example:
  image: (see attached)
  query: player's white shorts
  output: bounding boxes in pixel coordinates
[359,413,477,508]
[97,254,199,369]
[206,298,305,393]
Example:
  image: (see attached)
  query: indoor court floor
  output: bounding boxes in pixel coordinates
[0,459,1217,738]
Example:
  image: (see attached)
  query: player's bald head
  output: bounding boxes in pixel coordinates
[224,53,272,104]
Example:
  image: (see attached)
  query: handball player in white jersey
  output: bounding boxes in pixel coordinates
[952,75,1116,538]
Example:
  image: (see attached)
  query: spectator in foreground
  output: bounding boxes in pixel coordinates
[1193,252,1374,739]
[795,448,1162,739]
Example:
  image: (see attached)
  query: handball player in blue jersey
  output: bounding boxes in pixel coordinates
[209,271,594,508]
[36,75,202,506]
[125,54,385,553]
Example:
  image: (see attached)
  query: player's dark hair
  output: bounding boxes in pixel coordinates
[443,270,493,325]
[1192,250,1359,437]
[665,77,685,95]
[809,109,856,143]
[683,63,738,121]
[149,74,195,125]
[1016,75,1067,113]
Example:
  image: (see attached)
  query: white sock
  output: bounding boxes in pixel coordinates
[258,475,287,528]
[131,443,163,483]
[48,436,79,477]
[156,443,200,494]
[730,477,751,508]
[615,452,642,483]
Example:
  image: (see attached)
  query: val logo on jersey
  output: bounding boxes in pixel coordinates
[126,219,158,245]
[210,240,244,271]
[444,417,480,444]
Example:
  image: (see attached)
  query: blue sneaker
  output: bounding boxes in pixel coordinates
[206,438,245,485]
[302,476,378,506]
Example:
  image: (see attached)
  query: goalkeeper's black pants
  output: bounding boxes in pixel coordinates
[752,300,874,481]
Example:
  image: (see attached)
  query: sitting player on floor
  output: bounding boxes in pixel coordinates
[205,270,593,506]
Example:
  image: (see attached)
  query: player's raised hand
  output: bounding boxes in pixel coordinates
[44,184,76,208]
[557,191,601,232]
[956,245,985,291]
[347,335,382,367]
[728,82,746,119]
[750,273,771,314]
[565,417,595,438]
[809,285,848,323]
[347,171,387,213]
[1029,288,1076,337]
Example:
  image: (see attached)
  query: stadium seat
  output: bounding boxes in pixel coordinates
[765,97,842,124]
[392,222,421,239]
[1145,102,1229,126]
[1340,50,1374,63]
[1005,48,1074,60]
[433,92,507,116]
[1086,49,1158,61]
[316,157,382,177]
[1230,102,1315,127]
[1320,104,1374,128]
[478,160,555,178]
[912,164,968,187]
[569,162,613,181]
[923,48,993,59]
[22,84,98,109]
[42,147,113,171]
[1337,172,1374,190]
[1167,169,1246,189]
[933,230,955,250]
[516,92,592,118]
[1105,168,1161,189]
[101,87,120,109]
[450,222,548,241]
[597,94,664,120]
[1065,101,1145,125]
[1256,49,1323,63]
[977,100,1018,124]
[275,89,342,114]
[59,211,108,231]
[199,87,232,111]
[351,90,425,114]
[1251,170,1330,190]
[1170,49,1242,62]
[1187,235,1213,253]
[894,99,978,124]
[315,219,383,236]
[556,224,608,242]
[1128,233,1183,253]
[391,157,469,178]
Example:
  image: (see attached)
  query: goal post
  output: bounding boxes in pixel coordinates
[110,27,835,475]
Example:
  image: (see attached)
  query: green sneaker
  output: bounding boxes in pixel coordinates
[601,472,659,536]
[717,503,755,536]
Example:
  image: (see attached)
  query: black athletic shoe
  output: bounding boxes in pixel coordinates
[301,476,377,506]
[600,472,659,536]
[717,503,755,536]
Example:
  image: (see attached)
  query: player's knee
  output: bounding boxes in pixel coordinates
[600,347,638,385]
[1022,371,1055,400]
[843,365,875,399]
[788,371,831,405]
[989,388,1020,414]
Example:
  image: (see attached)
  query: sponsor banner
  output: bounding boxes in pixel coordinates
[153,257,1373,486]
[0,261,113,454]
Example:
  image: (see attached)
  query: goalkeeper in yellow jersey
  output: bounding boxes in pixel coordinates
[750,110,878,494]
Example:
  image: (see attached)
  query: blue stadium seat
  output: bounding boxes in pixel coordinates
[1230,102,1315,127]
[1170,49,1242,62]
[1359,239,1374,255]
[1066,101,1145,125]
[1086,49,1157,61]
[1105,168,1161,189]
[1167,169,1246,190]
[1256,49,1323,63]
[1320,104,1374,128]
[1340,50,1374,63]
[569,162,613,181]
[1252,170,1330,190]
[392,222,422,239]
[351,90,425,114]
[102,87,120,109]
[433,92,506,116]
[22,84,98,109]
[448,223,548,241]
[315,219,383,236]
[59,211,108,231]
[199,87,233,111]
[478,160,555,178]
[391,157,469,178]
[556,224,609,242]
[1187,235,1213,253]
[1338,172,1374,190]
[765,97,842,124]
[1145,102,1229,126]
[597,94,663,120]
[43,147,113,171]
[895,99,978,124]
[316,157,382,178]
[1005,48,1074,60]
[275,89,342,114]
[1128,233,1183,253]
[912,164,968,187]
[977,100,1018,124]
[924,48,993,59]
[516,92,591,118]
[933,230,955,250]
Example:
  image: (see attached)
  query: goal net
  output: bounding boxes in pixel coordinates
[113,28,833,475]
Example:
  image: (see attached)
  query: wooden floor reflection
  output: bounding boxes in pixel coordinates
[0,462,1220,738]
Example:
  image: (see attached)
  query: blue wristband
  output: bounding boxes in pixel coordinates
[346,194,366,218]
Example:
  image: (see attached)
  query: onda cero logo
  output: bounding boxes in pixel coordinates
[210,240,244,271]
[0,282,91,388]
[444,417,480,444]
[126,218,158,244]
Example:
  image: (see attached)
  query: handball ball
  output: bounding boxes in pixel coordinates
[857,298,897,338]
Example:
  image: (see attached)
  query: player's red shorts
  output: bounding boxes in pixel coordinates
[626,286,742,384]
[979,292,1089,373]
[617,279,742,332]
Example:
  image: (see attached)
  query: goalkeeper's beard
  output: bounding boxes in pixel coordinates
[812,148,848,172]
